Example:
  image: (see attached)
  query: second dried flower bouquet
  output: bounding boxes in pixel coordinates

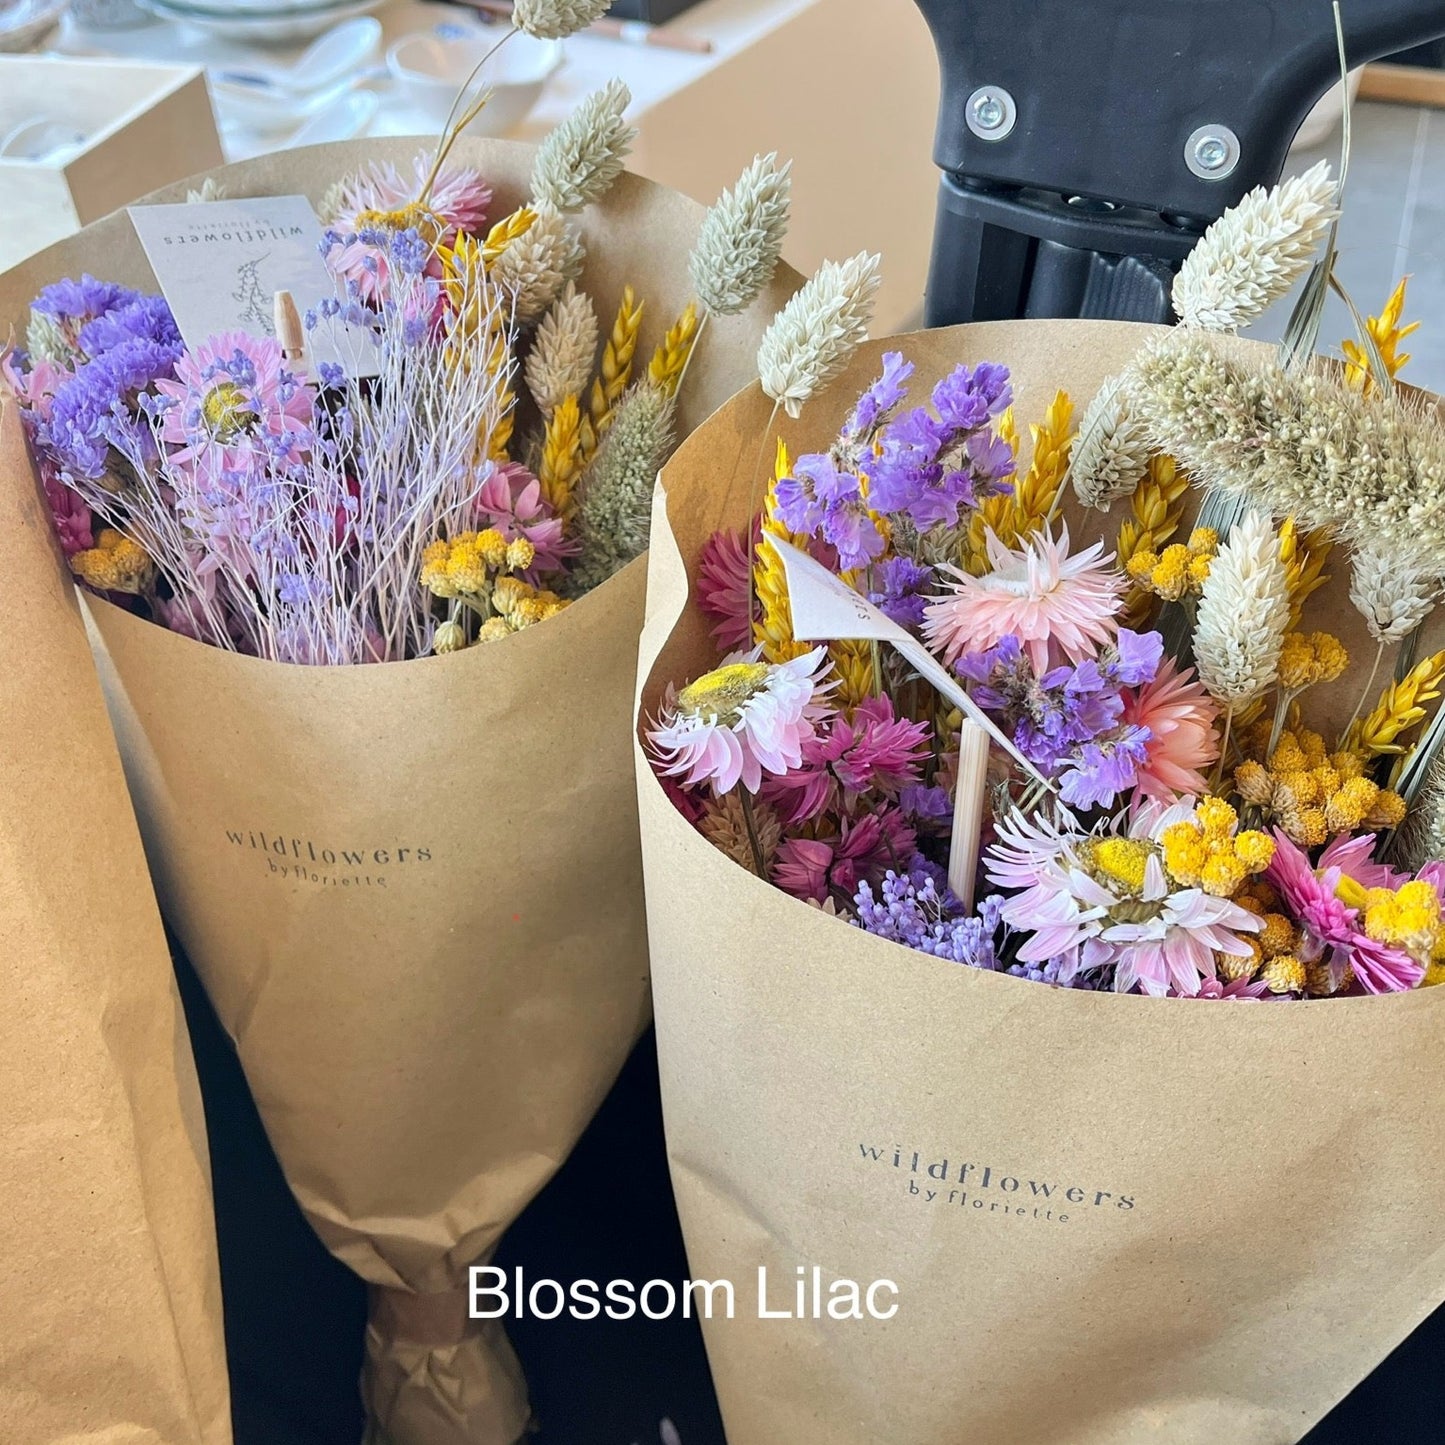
[0,112,801,1445]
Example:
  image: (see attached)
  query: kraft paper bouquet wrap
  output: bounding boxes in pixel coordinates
[636,166,1445,1443]
[0,401,230,1444]
[1,96,799,1442]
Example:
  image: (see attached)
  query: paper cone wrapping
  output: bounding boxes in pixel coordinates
[0,401,230,1444]
[636,320,1445,1445]
[0,138,798,1445]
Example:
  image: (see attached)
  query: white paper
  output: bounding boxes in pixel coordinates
[128,196,377,377]
[770,537,1049,787]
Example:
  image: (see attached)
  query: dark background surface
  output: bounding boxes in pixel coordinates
[175,946,1445,1445]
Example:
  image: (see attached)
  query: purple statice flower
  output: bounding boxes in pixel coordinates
[843,350,914,441]
[868,555,934,628]
[958,634,1154,810]
[900,783,952,835]
[31,274,142,327]
[861,361,1014,533]
[1056,724,1152,810]
[43,337,182,480]
[76,295,181,356]
[774,453,884,571]
[853,861,1007,969]
[1100,627,1163,688]
[1006,957,1089,988]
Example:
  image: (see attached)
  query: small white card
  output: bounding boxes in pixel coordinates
[770,537,1048,786]
[128,195,377,377]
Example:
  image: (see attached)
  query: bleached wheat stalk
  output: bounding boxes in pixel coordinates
[757,251,881,418]
[1172,160,1338,332]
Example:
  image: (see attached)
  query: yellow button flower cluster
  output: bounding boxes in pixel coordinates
[1234,728,1406,847]
[420,530,536,599]
[69,527,155,596]
[476,577,569,641]
[1276,631,1349,693]
[1122,526,1217,602]
[1360,879,1443,969]
[1227,882,1315,994]
[1160,795,1274,898]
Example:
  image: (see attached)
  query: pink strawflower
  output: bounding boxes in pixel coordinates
[772,807,917,906]
[1193,976,1273,1000]
[1265,831,1423,993]
[476,461,575,577]
[762,694,930,825]
[923,527,1124,671]
[155,332,314,476]
[984,801,1261,996]
[648,647,834,795]
[1121,656,1220,805]
[43,455,93,557]
[326,156,491,304]
[697,527,758,652]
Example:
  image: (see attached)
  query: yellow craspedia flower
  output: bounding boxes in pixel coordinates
[70,528,155,595]
[1261,954,1306,995]
[1258,912,1297,958]
[1278,631,1349,692]
[476,617,513,643]
[475,527,508,570]
[432,619,468,654]
[1234,829,1274,869]
[445,541,489,595]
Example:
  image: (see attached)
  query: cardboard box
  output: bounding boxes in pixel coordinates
[0,57,221,273]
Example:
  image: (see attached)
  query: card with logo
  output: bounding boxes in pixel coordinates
[128,194,378,377]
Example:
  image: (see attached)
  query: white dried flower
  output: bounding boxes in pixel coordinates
[317,178,348,226]
[1131,330,1445,565]
[1070,379,1153,509]
[493,204,585,324]
[1172,159,1337,332]
[1348,535,1441,645]
[1193,509,1290,708]
[689,153,792,317]
[513,0,610,39]
[571,381,677,591]
[531,79,635,214]
[525,282,599,416]
[185,176,227,204]
[1396,753,1445,870]
[757,251,881,419]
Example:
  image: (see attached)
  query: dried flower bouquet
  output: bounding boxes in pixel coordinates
[0,30,805,1441]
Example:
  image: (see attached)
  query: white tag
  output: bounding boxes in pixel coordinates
[129,196,378,378]
[770,537,1049,787]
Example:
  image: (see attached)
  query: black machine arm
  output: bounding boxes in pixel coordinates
[913,0,1445,326]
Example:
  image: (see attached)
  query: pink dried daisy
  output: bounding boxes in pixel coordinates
[984,801,1261,996]
[697,526,758,652]
[1121,656,1220,805]
[476,461,576,578]
[772,807,917,907]
[156,332,315,477]
[326,155,491,304]
[923,527,1125,671]
[647,647,834,795]
[1266,831,1422,994]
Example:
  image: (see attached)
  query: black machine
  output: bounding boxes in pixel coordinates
[912,0,1445,326]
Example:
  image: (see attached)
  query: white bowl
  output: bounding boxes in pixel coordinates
[386,26,563,137]
[138,0,382,43]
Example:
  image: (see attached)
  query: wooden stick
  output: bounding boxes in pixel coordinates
[273,290,306,366]
[947,723,990,911]
[457,0,714,53]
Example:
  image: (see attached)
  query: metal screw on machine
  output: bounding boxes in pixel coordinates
[1185,124,1241,180]
[966,85,1017,140]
